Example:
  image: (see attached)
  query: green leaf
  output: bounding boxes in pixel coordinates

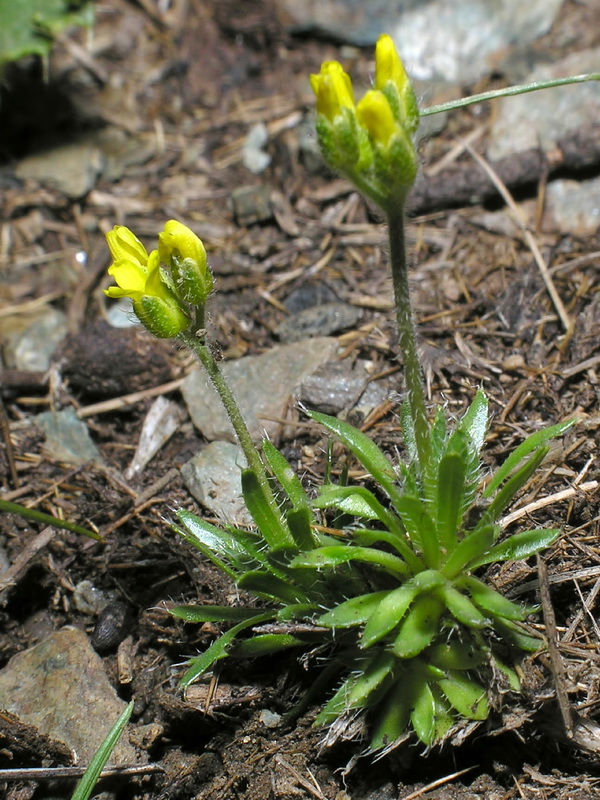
[478,445,549,527]
[393,595,444,658]
[314,677,352,726]
[370,681,411,750]
[175,509,260,576]
[237,570,306,604]
[0,0,94,65]
[262,439,312,513]
[286,507,316,550]
[427,641,486,671]
[71,700,133,800]
[241,469,296,551]
[394,495,440,568]
[290,545,410,577]
[361,571,446,649]
[441,525,496,578]
[484,419,575,497]
[429,407,447,464]
[277,603,319,621]
[0,498,102,542]
[469,527,560,568]
[458,389,488,453]
[318,591,391,629]
[459,575,530,621]
[231,633,305,657]
[179,612,275,687]
[410,678,436,745]
[492,656,521,691]
[438,671,488,720]
[400,400,418,464]
[345,651,397,710]
[436,585,489,629]
[306,409,402,504]
[492,617,542,652]
[436,433,468,552]
[170,605,261,623]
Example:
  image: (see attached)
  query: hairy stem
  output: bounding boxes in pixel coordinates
[387,206,431,473]
[178,332,282,520]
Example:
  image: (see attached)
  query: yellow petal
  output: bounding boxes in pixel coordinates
[310,60,355,120]
[107,258,148,298]
[158,220,206,268]
[375,34,408,92]
[106,226,148,267]
[356,90,398,146]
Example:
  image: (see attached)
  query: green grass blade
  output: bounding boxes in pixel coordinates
[71,701,134,800]
[421,74,600,117]
[0,499,102,541]
[484,419,575,497]
[286,507,316,550]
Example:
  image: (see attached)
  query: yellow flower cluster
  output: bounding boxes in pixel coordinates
[310,34,419,210]
[105,221,213,338]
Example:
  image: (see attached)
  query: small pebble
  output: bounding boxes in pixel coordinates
[91,602,132,653]
[259,709,282,728]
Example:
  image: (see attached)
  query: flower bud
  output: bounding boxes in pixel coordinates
[158,220,213,306]
[375,34,419,136]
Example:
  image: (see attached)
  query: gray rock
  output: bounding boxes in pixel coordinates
[533,176,600,235]
[16,141,105,198]
[229,184,273,226]
[488,47,600,160]
[242,123,272,174]
[0,627,139,766]
[276,302,362,342]
[9,308,68,372]
[300,359,369,415]
[280,0,563,83]
[181,337,339,442]
[181,441,253,526]
[34,407,103,465]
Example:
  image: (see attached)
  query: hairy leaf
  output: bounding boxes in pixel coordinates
[393,595,444,658]
[470,528,560,568]
[319,591,391,629]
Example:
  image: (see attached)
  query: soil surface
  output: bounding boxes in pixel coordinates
[1,1,600,798]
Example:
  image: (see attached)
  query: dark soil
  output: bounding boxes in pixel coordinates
[1,1,600,798]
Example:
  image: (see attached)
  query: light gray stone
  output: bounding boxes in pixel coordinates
[10,308,68,371]
[181,441,253,527]
[275,302,362,343]
[34,407,103,465]
[16,141,105,198]
[488,47,600,160]
[181,337,339,442]
[0,627,139,766]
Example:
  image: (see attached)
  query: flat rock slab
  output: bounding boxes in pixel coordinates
[0,627,139,766]
[181,337,339,442]
[33,407,103,465]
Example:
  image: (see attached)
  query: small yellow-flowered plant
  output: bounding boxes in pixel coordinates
[105,221,212,338]
[310,34,419,209]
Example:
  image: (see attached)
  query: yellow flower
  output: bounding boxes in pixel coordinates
[104,225,189,338]
[310,60,355,121]
[375,34,409,94]
[158,220,213,306]
[356,90,398,147]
